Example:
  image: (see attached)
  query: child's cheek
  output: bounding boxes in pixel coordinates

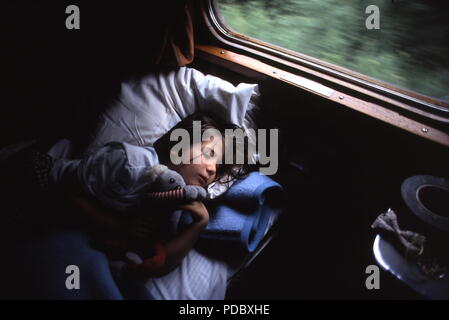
[177,165,197,186]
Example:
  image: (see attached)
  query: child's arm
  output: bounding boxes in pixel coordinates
[123,201,209,278]
[63,172,208,277]
[160,201,209,274]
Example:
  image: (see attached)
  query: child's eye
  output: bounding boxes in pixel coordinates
[202,147,214,159]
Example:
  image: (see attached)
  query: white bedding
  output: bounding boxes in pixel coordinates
[84,66,260,199]
[146,245,232,300]
[84,67,261,300]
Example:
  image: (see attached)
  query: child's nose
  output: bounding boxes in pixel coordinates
[206,162,216,178]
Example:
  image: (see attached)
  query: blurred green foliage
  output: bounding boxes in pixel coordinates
[217,0,449,99]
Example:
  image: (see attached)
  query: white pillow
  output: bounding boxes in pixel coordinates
[84,67,260,198]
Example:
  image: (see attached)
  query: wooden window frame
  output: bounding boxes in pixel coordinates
[196,0,449,147]
[207,0,449,112]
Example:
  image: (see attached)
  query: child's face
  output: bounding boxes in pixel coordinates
[170,137,224,188]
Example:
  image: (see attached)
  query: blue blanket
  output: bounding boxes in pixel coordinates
[179,171,283,252]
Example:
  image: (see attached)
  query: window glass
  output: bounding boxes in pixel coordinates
[216,0,449,101]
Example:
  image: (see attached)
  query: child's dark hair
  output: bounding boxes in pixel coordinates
[154,112,249,184]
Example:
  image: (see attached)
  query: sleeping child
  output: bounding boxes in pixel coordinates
[9,112,247,278]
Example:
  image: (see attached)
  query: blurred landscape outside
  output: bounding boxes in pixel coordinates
[217,0,449,101]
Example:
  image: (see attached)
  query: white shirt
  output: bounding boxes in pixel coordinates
[50,140,160,212]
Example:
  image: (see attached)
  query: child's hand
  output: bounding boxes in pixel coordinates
[178,201,209,228]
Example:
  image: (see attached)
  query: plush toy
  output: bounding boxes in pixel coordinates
[143,164,208,202]
[101,164,209,279]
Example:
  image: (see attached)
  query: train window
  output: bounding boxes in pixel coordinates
[213,0,449,103]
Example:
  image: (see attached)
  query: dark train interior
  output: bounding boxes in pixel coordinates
[1,1,449,300]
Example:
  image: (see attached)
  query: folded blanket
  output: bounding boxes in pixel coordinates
[179,171,283,252]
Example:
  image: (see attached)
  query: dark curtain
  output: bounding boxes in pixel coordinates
[157,1,195,67]
[1,0,196,145]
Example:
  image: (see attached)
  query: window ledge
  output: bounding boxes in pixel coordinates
[195,44,449,148]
